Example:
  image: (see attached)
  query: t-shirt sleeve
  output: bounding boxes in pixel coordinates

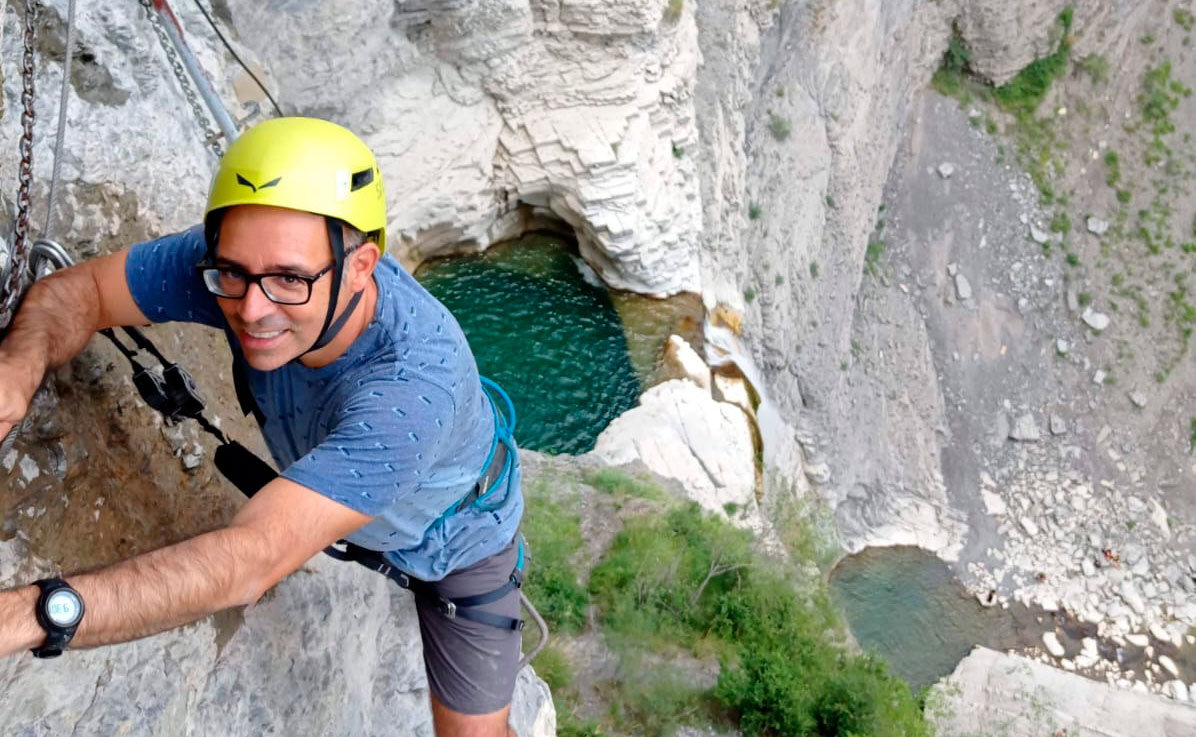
[125,225,225,327]
[281,378,457,518]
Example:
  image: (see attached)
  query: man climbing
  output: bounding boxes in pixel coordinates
[0,117,526,737]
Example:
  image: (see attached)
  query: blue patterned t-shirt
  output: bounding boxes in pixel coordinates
[124,225,522,581]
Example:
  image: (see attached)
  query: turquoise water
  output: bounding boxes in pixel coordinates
[416,235,642,455]
[828,547,1036,692]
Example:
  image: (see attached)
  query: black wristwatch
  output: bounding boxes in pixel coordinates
[31,578,85,659]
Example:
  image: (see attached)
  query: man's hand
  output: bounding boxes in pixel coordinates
[0,249,148,441]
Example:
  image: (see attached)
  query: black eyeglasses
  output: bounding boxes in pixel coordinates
[196,262,334,306]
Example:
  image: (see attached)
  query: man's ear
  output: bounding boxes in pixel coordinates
[347,242,381,291]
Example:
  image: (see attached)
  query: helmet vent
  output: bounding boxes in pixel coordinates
[350,167,375,192]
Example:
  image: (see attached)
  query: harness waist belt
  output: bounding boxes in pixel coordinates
[324,541,524,631]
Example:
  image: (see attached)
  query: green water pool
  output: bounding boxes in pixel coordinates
[829,546,1043,692]
[416,235,643,455]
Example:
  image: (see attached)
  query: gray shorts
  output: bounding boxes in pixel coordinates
[415,536,524,715]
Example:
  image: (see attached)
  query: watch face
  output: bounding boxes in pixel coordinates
[45,590,83,628]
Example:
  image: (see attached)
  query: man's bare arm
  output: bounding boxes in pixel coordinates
[0,476,373,657]
[0,249,149,437]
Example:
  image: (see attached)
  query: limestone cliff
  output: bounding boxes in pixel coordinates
[0,0,1144,566]
[0,0,1181,729]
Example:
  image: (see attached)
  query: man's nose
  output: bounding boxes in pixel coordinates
[237,282,276,323]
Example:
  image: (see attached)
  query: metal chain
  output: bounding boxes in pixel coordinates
[138,0,223,157]
[0,0,39,332]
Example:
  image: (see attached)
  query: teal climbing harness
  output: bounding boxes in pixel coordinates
[451,377,517,514]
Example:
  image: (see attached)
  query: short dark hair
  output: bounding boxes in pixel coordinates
[342,223,368,253]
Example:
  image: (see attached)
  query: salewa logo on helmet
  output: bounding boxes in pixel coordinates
[235,173,282,193]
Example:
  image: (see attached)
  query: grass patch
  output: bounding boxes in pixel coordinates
[663,0,683,23]
[534,644,575,693]
[584,469,667,502]
[809,261,820,278]
[521,484,590,633]
[1177,8,1195,32]
[767,113,791,141]
[1050,211,1072,234]
[992,7,1073,117]
[1190,418,1196,451]
[864,238,885,276]
[1079,53,1110,85]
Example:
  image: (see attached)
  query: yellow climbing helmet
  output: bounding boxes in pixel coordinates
[204,117,387,253]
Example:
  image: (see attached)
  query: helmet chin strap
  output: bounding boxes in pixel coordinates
[303,217,364,356]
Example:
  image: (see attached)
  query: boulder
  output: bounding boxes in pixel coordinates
[1087,217,1110,236]
[1082,308,1111,332]
[593,380,757,517]
[981,489,1007,516]
[1043,631,1066,658]
[1009,413,1040,442]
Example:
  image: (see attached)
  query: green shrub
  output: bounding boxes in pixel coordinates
[994,7,1074,116]
[1078,291,1093,306]
[1117,188,1133,204]
[932,31,972,97]
[809,261,820,278]
[1104,150,1121,187]
[1140,61,1189,143]
[1080,54,1110,84]
[1177,8,1195,31]
[767,113,791,141]
[748,203,763,220]
[1050,211,1072,234]
[864,239,885,275]
[744,286,757,303]
[588,504,928,737]
[521,493,590,633]
[1190,417,1196,451]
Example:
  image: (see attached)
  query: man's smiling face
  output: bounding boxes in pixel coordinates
[213,205,338,371]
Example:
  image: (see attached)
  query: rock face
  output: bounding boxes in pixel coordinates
[0,0,1172,729]
[0,541,554,736]
[927,647,1196,736]
[592,379,757,520]
[1,0,1144,579]
[221,0,704,296]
